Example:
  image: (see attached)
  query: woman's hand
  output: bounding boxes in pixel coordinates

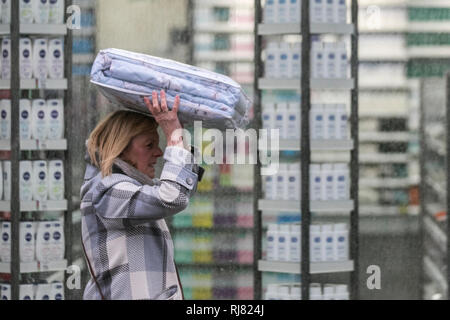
[144,90,184,148]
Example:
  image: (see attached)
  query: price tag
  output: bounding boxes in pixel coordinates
[37,78,47,89]
[39,201,48,211]
[38,140,48,150]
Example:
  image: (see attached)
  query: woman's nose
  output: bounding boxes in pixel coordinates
[156,147,163,157]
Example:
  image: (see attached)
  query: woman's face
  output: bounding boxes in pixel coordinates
[121,130,163,178]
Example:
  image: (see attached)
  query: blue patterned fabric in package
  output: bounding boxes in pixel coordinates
[90,48,251,129]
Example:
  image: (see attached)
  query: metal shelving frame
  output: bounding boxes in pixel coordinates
[253,0,359,300]
[7,0,74,300]
[419,74,450,300]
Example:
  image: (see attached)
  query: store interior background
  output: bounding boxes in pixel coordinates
[64,0,448,300]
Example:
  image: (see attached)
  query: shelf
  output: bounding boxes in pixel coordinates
[0,200,68,212]
[0,139,67,151]
[0,24,67,35]
[359,205,419,216]
[258,78,355,90]
[261,139,354,151]
[194,23,254,33]
[0,79,68,90]
[258,260,354,274]
[177,263,253,269]
[359,132,410,143]
[359,153,409,164]
[408,46,450,59]
[0,259,68,274]
[194,51,253,62]
[258,199,354,213]
[359,177,415,189]
[194,0,254,8]
[257,23,355,35]
[173,226,253,232]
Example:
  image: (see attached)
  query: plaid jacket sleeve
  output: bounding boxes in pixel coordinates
[91,146,198,221]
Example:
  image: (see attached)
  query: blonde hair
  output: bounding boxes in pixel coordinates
[87,110,158,177]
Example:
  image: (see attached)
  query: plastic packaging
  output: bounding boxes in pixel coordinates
[324,104,338,140]
[51,220,65,261]
[290,43,301,79]
[266,223,279,261]
[333,163,349,200]
[48,38,64,79]
[310,283,323,300]
[20,0,34,24]
[321,224,334,261]
[20,160,33,201]
[48,160,64,200]
[19,221,36,263]
[309,164,322,201]
[20,37,33,79]
[2,160,10,200]
[286,102,300,139]
[265,42,279,78]
[1,0,10,24]
[320,163,334,200]
[310,104,325,140]
[31,99,48,140]
[334,223,349,261]
[32,38,49,79]
[33,0,50,24]
[46,99,64,139]
[287,163,300,201]
[0,221,11,262]
[289,0,300,23]
[310,224,322,262]
[275,102,288,139]
[35,221,53,263]
[277,224,290,261]
[0,99,11,140]
[1,38,11,79]
[289,223,301,262]
[278,42,290,79]
[20,99,32,140]
[49,0,65,24]
[19,284,35,300]
[311,42,324,79]
[35,283,52,300]
[33,160,48,201]
[277,0,289,23]
[264,0,278,23]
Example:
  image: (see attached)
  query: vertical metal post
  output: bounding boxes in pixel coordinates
[418,79,425,300]
[10,0,21,301]
[64,0,74,300]
[253,0,263,300]
[301,0,311,300]
[187,0,194,66]
[446,73,450,300]
[350,0,359,300]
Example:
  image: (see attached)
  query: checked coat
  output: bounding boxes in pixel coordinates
[81,146,200,300]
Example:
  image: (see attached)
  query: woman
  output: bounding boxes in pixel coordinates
[81,90,202,300]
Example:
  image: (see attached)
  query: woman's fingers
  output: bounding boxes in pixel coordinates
[152,91,160,113]
[160,90,169,112]
[143,97,153,112]
[172,95,180,114]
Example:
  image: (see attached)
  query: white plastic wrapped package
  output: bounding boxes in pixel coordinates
[90,48,251,130]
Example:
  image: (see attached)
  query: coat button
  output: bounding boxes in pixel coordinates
[186,177,193,186]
